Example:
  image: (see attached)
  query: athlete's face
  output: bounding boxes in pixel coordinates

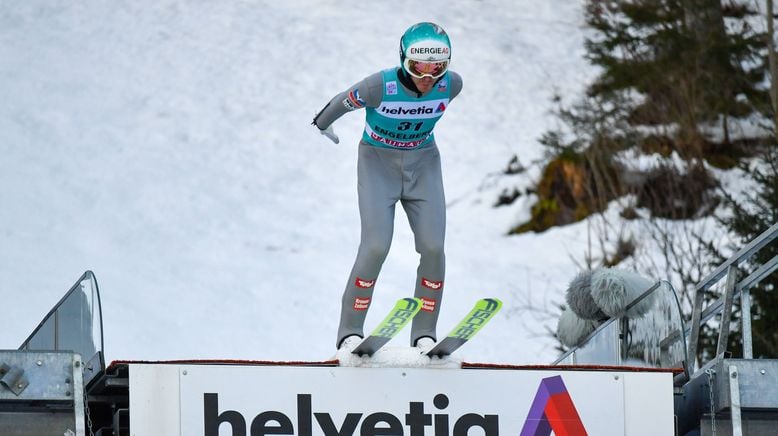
[411,75,436,93]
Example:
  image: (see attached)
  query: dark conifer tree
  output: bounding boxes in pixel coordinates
[584,0,767,160]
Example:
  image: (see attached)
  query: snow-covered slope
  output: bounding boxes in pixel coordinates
[0,0,594,363]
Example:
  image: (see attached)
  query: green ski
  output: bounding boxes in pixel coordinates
[352,297,423,356]
[426,298,503,358]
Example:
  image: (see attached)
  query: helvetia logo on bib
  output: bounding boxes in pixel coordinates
[379,105,435,115]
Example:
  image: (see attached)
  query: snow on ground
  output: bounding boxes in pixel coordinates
[0,0,599,364]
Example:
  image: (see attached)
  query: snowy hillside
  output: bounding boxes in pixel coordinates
[0,1,596,363]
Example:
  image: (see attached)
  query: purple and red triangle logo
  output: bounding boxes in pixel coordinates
[520,376,588,436]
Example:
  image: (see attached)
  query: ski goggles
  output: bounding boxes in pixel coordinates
[404,58,449,79]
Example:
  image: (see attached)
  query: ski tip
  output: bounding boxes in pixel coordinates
[399,297,423,314]
[477,298,503,312]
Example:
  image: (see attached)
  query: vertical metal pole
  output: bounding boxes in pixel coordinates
[73,354,86,436]
[54,309,60,350]
[687,285,707,373]
[728,365,743,436]
[716,266,739,358]
[741,285,754,359]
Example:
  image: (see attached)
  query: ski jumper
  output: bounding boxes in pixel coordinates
[314,67,463,348]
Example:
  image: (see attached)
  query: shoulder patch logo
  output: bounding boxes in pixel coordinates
[343,89,365,111]
[437,79,448,92]
[349,89,365,107]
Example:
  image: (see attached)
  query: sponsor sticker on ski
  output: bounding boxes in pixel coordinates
[375,299,421,338]
[426,298,503,358]
[352,298,423,355]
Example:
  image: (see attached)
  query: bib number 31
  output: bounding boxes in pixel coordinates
[398,121,424,131]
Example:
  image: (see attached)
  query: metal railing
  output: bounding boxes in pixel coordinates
[686,222,778,375]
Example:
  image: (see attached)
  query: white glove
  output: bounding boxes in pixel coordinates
[319,124,339,144]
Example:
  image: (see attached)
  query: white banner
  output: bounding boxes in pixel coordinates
[128,364,673,436]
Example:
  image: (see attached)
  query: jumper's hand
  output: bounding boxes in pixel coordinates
[319,124,339,144]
